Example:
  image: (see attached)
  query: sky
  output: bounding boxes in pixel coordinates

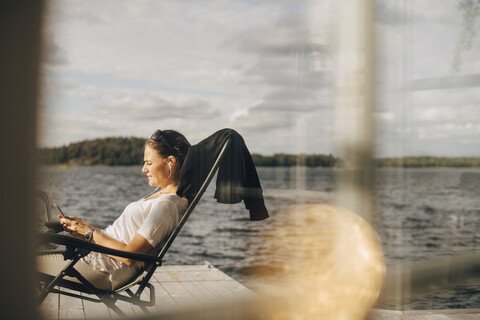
[39,0,480,157]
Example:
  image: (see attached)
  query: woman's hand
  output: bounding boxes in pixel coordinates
[58,215,93,238]
[58,214,152,265]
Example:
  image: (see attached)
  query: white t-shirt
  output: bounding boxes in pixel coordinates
[104,193,188,248]
[83,193,188,274]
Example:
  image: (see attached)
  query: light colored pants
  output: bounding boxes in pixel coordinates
[37,253,141,291]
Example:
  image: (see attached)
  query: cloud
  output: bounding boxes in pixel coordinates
[376,0,471,79]
[40,0,480,156]
[416,123,480,145]
[410,73,480,90]
[43,0,335,147]
[375,85,480,157]
[254,88,327,112]
[38,109,116,147]
[42,77,78,95]
[99,92,220,121]
[376,1,429,27]
[42,34,68,66]
[245,57,332,89]
[228,8,332,63]
[376,2,409,26]
[221,5,335,135]
[377,0,459,26]
[229,109,295,133]
[374,112,396,123]
[228,87,331,136]
[232,15,309,56]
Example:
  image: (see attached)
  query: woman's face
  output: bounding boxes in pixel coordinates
[142,145,170,187]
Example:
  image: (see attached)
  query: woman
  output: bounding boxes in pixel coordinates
[38,129,191,291]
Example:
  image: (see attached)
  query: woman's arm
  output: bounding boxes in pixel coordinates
[59,215,153,265]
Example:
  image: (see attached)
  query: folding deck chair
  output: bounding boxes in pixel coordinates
[37,140,230,316]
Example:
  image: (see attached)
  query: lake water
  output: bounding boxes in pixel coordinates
[37,166,480,309]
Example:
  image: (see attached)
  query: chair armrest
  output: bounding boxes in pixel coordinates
[37,233,162,264]
[44,221,64,233]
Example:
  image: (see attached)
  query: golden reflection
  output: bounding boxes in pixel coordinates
[258,204,385,320]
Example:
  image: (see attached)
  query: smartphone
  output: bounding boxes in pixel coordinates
[53,203,65,217]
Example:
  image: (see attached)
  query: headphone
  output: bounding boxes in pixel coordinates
[165,162,173,181]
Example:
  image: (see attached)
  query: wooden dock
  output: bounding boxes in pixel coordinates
[39,262,255,319]
[39,262,480,320]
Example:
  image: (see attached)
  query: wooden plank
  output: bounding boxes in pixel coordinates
[178,264,210,272]
[57,307,85,319]
[58,288,85,319]
[161,265,185,272]
[186,269,231,282]
[39,291,59,320]
[367,309,405,320]
[155,270,195,282]
[160,281,201,308]
[180,280,220,304]
[208,268,235,281]
[108,297,137,319]
[402,314,425,320]
[201,280,238,300]
[149,276,181,312]
[80,292,112,319]
[219,280,256,299]
[367,312,405,320]
[130,296,151,317]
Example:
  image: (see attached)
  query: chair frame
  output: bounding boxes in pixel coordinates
[37,140,229,316]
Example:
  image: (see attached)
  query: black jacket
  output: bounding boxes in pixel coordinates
[177,128,269,221]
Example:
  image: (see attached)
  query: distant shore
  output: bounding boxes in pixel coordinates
[373,157,480,168]
[38,137,480,168]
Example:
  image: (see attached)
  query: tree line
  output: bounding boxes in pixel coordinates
[38,137,146,166]
[251,153,338,167]
[374,157,480,168]
[38,137,480,168]
[38,137,339,167]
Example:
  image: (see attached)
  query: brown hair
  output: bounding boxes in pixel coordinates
[145,130,191,185]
